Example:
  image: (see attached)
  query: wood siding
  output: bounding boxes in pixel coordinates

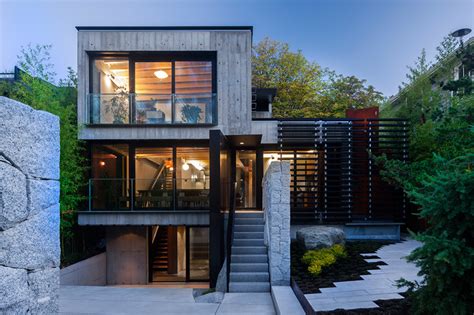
[77,30,252,140]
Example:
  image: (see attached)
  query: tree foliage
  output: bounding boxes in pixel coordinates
[377,36,474,314]
[252,37,383,118]
[0,44,85,257]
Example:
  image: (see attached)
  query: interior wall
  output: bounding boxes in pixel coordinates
[106,226,148,285]
[177,226,186,273]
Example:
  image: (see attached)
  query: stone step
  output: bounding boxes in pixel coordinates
[235,212,264,219]
[233,232,264,240]
[229,282,270,292]
[233,239,265,246]
[232,246,267,255]
[230,272,269,282]
[230,263,268,272]
[231,254,268,263]
[234,225,264,232]
[234,218,264,225]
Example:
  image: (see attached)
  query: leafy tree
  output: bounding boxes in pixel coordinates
[318,72,384,117]
[0,44,85,258]
[252,37,324,117]
[252,37,384,118]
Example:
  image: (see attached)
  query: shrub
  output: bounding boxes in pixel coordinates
[302,244,347,276]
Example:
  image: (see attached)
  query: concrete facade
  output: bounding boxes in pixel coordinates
[0,97,60,314]
[60,253,107,286]
[77,28,252,140]
[263,161,291,286]
[106,226,148,285]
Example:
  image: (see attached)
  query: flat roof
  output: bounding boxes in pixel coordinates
[75,26,253,34]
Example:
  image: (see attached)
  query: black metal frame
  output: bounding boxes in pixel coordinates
[87,51,218,126]
[275,118,408,224]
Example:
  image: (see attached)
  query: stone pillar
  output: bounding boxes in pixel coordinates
[0,97,60,314]
[263,161,291,286]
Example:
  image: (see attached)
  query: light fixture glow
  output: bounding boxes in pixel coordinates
[154,70,169,80]
[182,163,190,171]
[99,161,106,167]
[239,142,245,145]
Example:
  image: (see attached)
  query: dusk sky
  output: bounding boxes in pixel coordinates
[0,0,473,97]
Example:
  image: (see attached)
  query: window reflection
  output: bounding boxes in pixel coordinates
[134,148,173,209]
[176,147,210,209]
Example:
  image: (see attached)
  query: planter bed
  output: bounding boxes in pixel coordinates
[291,240,414,314]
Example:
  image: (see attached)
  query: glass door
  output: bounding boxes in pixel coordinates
[236,150,257,209]
[187,227,210,281]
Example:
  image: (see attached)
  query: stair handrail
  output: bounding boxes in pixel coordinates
[226,181,238,292]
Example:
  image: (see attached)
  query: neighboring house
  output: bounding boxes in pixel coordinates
[76,26,407,291]
[389,36,474,107]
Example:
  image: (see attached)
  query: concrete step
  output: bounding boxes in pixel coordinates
[229,282,270,292]
[232,254,268,263]
[233,239,265,246]
[234,218,264,225]
[230,272,269,282]
[234,225,264,232]
[231,263,268,272]
[235,212,264,219]
[234,232,264,240]
[232,246,267,255]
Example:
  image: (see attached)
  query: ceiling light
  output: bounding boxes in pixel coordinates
[239,142,244,145]
[154,70,168,80]
[182,163,190,171]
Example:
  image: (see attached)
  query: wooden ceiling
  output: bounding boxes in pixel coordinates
[102,60,212,95]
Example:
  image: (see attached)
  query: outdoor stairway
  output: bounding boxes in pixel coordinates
[229,211,270,292]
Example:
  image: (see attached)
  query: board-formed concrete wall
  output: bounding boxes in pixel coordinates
[0,97,60,314]
[60,253,106,286]
[263,161,291,286]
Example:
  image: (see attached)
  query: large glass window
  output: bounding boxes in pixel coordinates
[90,59,130,124]
[135,62,172,124]
[176,147,210,209]
[88,55,216,125]
[189,227,209,280]
[175,61,213,124]
[134,147,173,209]
[91,144,129,210]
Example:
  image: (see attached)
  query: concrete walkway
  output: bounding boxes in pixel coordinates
[59,286,275,315]
[305,239,422,312]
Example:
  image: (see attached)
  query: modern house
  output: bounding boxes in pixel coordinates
[76,26,408,291]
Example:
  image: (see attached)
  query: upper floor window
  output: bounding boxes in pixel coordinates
[88,53,216,125]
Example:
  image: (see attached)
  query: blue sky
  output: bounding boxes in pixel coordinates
[0,0,472,97]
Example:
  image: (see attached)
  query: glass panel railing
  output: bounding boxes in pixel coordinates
[176,178,210,210]
[134,94,172,124]
[89,179,131,210]
[174,93,216,124]
[88,178,209,211]
[86,93,216,125]
[134,179,173,209]
[88,93,131,124]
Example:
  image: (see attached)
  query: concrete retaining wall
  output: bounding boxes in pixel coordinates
[60,253,107,286]
[0,97,60,314]
[263,161,291,286]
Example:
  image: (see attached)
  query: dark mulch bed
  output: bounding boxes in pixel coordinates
[292,240,393,294]
[291,240,414,314]
[316,293,413,315]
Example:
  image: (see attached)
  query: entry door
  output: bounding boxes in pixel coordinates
[186,227,210,281]
[236,150,257,209]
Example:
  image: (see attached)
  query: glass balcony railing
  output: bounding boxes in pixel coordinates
[86,93,217,125]
[88,178,210,211]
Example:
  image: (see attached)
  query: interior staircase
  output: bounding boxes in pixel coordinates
[151,227,169,281]
[229,211,270,292]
